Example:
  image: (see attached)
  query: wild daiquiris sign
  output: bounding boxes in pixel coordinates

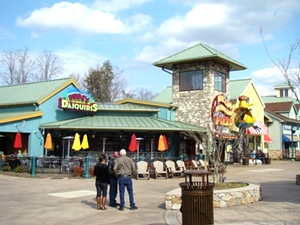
[58,92,98,113]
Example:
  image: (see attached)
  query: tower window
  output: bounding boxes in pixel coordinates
[214,71,226,92]
[179,70,203,91]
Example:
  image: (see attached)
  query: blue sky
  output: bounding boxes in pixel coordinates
[1,0,300,96]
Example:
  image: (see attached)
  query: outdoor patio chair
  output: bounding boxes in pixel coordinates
[152,160,168,179]
[199,159,209,170]
[176,160,187,172]
[191,159,201,170]
[136,161,150,180]
[165,160,182,177]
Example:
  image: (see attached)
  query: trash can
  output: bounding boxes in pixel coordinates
[265,158,271,164]
[180,170,214,225]
[242,158,249,165]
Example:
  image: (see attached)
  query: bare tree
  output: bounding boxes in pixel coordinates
[260,27,300,101]
[0,48,35,85]
[0,49,18,85]
[0,48,63,85]
[34,49,63,81]
[183,123,230,184]
[133,88,157,100]
[16,47,35,84]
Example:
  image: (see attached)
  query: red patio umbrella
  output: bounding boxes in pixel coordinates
[128,134,137,152]
[14,132,22,149]
[163,135,168,150]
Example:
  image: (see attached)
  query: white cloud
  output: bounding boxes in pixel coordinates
[16,2,151,35]
[55,49,106,77]
[133,0,300,64]
[251,67,285,96]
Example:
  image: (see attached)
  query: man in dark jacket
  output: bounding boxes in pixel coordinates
[108,151,119,207]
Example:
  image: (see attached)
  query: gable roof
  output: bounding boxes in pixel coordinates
[265,108,300,125]
[229,78,252,101]
[0,111,43,124]
[153,86,173,104]
[115,98,175,108]
[153,43,247,71]
[265,102,294,113]
[0,78,79,107]
[229,78,265,107]
[261,96,298,104]
[274,82,295,89]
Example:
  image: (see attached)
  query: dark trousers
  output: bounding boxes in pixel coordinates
[118,176,135,208]
[95,181,108,197]
[109,177,118,205]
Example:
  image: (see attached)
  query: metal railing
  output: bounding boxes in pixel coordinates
[1,156,90,174]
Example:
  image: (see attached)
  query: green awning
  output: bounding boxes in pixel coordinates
[39,115,206,132]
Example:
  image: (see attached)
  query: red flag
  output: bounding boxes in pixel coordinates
[163,135,168,150]
[128,134,137,152]
[14,132,22,149]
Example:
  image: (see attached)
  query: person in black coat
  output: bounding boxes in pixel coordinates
[108,151,119,207]
[93,154,110,210]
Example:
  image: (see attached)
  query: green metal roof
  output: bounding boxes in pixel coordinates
[153,43,247,71]
[0,78,79,107]
[153,86,173,104]
[115,98,175,108]
[229,78,252,101]
[39,115,206,132]
[261,96,298,104]
[273,82,292,89]
[97,102,159,112]
[0,111,43,124]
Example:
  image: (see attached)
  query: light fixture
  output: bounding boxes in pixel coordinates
[15,120,26,132]
[34,131,43,140]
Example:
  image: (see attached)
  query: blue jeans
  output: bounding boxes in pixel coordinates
[109,177,118,205]
[118,176,135,208]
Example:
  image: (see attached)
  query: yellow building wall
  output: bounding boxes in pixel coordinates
[231,82,267,153]
[242,83,264,122]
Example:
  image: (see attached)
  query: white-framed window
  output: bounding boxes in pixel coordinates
[280,89,289,97]
[179,70,203,91]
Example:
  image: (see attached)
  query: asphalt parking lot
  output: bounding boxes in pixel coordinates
[0,160,300,225]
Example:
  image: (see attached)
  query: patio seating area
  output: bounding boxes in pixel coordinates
[1,154,215,179]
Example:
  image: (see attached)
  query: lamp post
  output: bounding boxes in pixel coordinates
[136,137,144,161]
[291,125,297,161]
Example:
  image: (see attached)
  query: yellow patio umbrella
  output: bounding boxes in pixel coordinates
[44,133,53,150]
[81,134,89,150]
[72,133,81,151]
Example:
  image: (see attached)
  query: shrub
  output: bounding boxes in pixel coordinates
[89,166,94,177]
[2,165,11,171]
[14,166,25,173]
[73,166,83,177]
